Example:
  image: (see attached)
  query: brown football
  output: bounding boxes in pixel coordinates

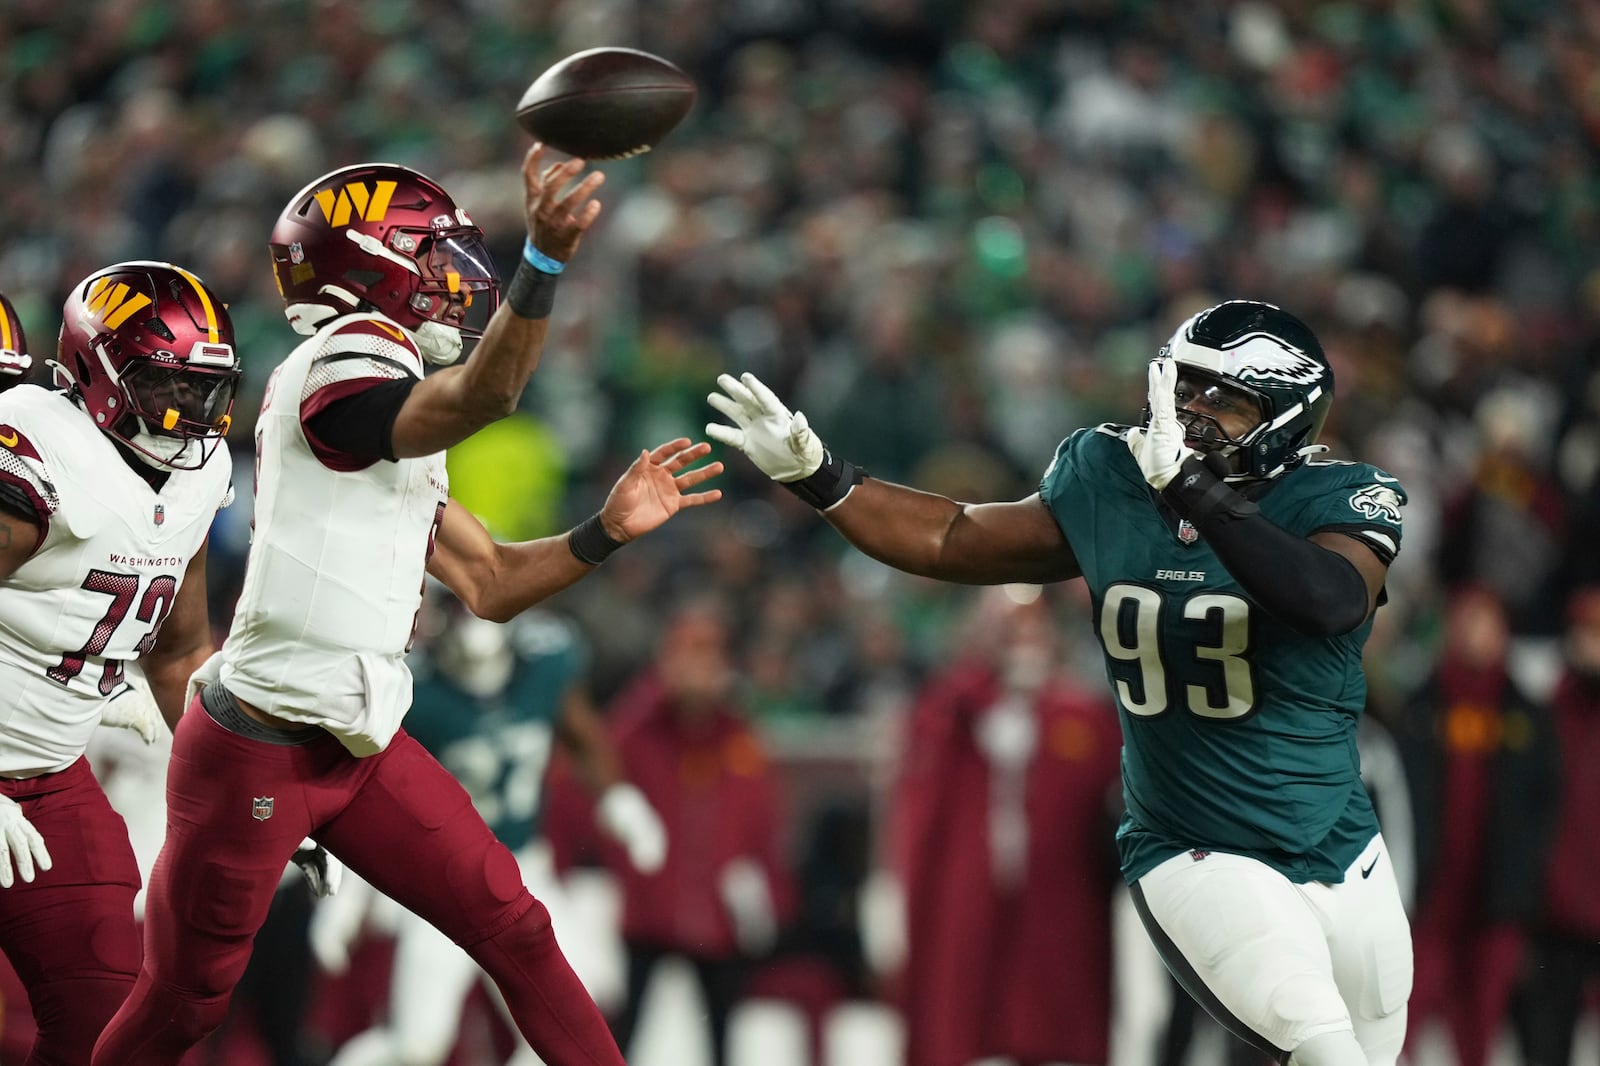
[515,47,696,160]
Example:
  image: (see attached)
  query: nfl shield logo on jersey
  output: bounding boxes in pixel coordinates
[1178,519,1199,544]
[153,503,165,526]
[251,796,274,821]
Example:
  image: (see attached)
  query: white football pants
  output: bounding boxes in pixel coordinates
[1131,833,1412,1066]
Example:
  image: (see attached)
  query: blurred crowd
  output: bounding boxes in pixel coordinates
[6,0,1600,1063]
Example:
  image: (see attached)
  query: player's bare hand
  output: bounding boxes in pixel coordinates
[522,143,604,264]
[599,438,723,541]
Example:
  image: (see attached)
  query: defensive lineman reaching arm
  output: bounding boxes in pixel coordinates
[708,301,1412,1066]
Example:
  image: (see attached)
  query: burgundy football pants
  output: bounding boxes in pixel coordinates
[90,698,623,1066]
[0,757,142,1066]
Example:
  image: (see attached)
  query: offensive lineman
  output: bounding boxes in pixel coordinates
[708,300,1413,1066]
[93,145,722,1066]
[0,264,240,1064]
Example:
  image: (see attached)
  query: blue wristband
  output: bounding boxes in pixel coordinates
[522,238,566,275]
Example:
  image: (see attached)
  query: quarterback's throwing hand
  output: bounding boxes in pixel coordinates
[0,795,51,889]
[1128,356,1195,491]
[705,372,824,483]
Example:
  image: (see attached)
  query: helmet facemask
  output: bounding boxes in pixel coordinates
[1168,368,1267,477]
[402,230,497,365]
[114,354,239,469]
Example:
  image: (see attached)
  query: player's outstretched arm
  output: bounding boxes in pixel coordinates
[428,438,722,621]
[141,539,216,729]
[389,145,604,459]
[707,372,1079,584]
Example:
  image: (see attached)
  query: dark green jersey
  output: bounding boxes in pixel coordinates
[406,613,587,851]
[1040,425,1406,885]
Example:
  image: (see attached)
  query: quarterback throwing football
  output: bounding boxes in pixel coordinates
[0,264,240,1064]
[93,145,721,1066]
[709,300,1412,1066]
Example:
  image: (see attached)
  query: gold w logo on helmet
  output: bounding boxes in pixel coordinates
[85,278,153,331]
[313,181,399,227]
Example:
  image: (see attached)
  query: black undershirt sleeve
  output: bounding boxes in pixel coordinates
[0,481,39,523]
[1161,454,1373,638]
[302,377,418,465]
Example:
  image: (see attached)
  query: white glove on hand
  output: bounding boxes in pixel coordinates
[596,783,667,874]
[100,680,166,745]
[857,869,907,977]
[291,837,343,898]
[185,651,224,709]
[0,794,51,889]
[719,856,778,956]
[1126,356,1195,491]
[705,372,824,483]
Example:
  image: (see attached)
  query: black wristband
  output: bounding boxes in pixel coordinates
[1159,453,1371,637]
[1160,453,1258,524]
[781,450,868,510]
[506,260,559,319]
[568,512,625,566]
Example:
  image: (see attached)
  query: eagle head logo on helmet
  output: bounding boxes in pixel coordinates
[268,163,501,367]
[1154,300,1334,481]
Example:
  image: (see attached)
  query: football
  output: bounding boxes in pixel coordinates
[515,47,696,160]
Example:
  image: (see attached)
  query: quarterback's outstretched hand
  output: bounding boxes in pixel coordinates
[597,438,723,543]
[597,783,668,874]
[1127,356,1195,491]
[705,372,824,483]
[0,795,51,889]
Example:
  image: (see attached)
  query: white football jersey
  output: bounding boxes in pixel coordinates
[0,386,232,775]
[220,313,447,756]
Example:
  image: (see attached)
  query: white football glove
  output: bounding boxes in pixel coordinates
[185,650,224,709]
[100,679,166,746]
[596,783,667,875]
[705,372,824,483]
[0,795,51,889]
[291,837,343,899]
[719,856,778,956]
[857,869,907,977]
[1126,356,1195,491]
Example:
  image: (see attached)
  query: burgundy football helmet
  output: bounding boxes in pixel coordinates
[55,261,241,470]
[0,292,30,390]
[268,163,500,365]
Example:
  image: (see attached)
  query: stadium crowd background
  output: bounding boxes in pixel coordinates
[4,0,1600,1063]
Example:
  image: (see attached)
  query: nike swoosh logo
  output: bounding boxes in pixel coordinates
[0,430,17,448]
[1360,855,1381,879]
[373,322,407,342]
